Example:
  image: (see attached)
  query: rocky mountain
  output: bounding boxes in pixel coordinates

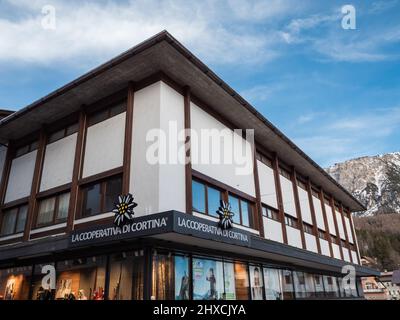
[326,152,400,216]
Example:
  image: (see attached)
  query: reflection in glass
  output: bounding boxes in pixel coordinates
[249,265,264,300]
[282,270,295,300]
[263,268,283,300]
[207,187,221,218]
[192,258,224,300]
[229,195,240,224]
[152,253,173,300]
[234,262,249,300]
[175,256,190,300]
[192,180,205,213]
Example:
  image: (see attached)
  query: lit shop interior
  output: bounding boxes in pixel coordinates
[0,244,361,300]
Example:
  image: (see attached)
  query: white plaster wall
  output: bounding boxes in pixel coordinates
[191,103,255,197]
[130,81,186,216]
[332,243,341,259]
[40,134,77,191]
[344,216,354,243]
[335,210,346,240]
[351,250,358,264]
[82,112,125,178]
[0,146,6,180]
[312,196,325,230]
[325,204,337,236]
[305,233,318,253]
[5,151,37,203]
[320,239,331,256]
[343,248,351,262]
[286,226,303,249]
[131,82,161,216]
[280,175,297,217]
[298,186,312,224]
[263,217,283,243]
[257,160,278,209]
[158,82,186,213]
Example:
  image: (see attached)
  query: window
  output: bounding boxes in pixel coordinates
[192,179,254,228]
[192,180,206,214]
[88,103,126,126]
[152,253,174,300]
[175,256,190,300]
[56,256,107,300]
[282,270,295,300]
[15,141,38,158]
[192,258,224,300]
[262,206,280,221]
[207,186,222,218]
[285,215,298,228]
[323,275,340,298]
[228,194,253,227]
[36,193,70,227]
[318,229,327,240]
[0,205,27,236]
[279,168,291,179]
[263,268,283,300]
[249,265,264,300]
[256,153,272,167]
[80,176,122,218]
[234,262,250,300]
[303,223,314,235]
[48,123,78,144]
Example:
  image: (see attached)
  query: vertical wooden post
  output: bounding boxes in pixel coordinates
[184,86,192,214]
[306,179,322,254]
[330,196,344,260]
[253,148,264,237]
[292,168,306,249]
[320,189,334,258]
[24,129,46,240]
[122,82,135,194]
[67,109,87,232]
[272,153,288,244]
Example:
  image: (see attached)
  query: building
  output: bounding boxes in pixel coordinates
[380,271,400,300]
[0,31,378,300]
[361,276,387,300]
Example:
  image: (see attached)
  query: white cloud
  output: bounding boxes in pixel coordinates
[0,0,294,66]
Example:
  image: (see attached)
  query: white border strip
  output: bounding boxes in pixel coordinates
[74,212,114,225]
[0,232,23,242]
[30,223,67,235]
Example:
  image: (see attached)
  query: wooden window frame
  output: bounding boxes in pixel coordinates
[47,123,79,144]
[262,205,280,222]
[192,178,255,229]
[34,191,71,228]
[0,203,28,236]
[14,140,38,158]
[284,214,299,229]
[87,102,126,127]
[77,173,123,219]
[303,222,314,235]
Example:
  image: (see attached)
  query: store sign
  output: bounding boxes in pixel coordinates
[69,211,251,248]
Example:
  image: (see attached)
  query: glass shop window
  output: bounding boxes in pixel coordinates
[152,253,174,300]
[314,274,325,298]
[282,269,295,300]
[293,271,307,299]
[249,265,264,300]
[55,256,107,300]
[31,263,56,300]
[0,205,27,236]
[0,266,32,300]
[223,262,236,300]
[108,251,144,300]
[80,175,122,218]
[304,272,316,298]
[263,268,283,300]
[175,255,190,300]
[323,275,340,298]
[192,258,224,300]
[36,192,70,227]
[234,262,250,300]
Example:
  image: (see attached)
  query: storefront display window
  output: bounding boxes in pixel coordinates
[175,255,190,300]
[313,274,325,298]
[282,269,295,300]
[234,262,249,300]
[304,273,316,298]
[152,253,173,300]
[0,266,32,300]
[223,262,236,300]
[192,258,224,300]
[263,268,283,300]
[108,251,144,300]
[323,275,340,298]
[249,265,264,300]
[31,263,56,300]
[293,271,307,299]
[56,256,106,300]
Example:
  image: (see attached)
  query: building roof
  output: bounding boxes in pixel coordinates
[0,109,14,120]
[0,30,365,211]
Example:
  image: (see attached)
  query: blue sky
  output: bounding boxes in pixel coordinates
[0,0,399,167]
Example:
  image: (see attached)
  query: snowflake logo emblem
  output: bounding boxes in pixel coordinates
[216,200,234,230]
[112,194,137,228]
